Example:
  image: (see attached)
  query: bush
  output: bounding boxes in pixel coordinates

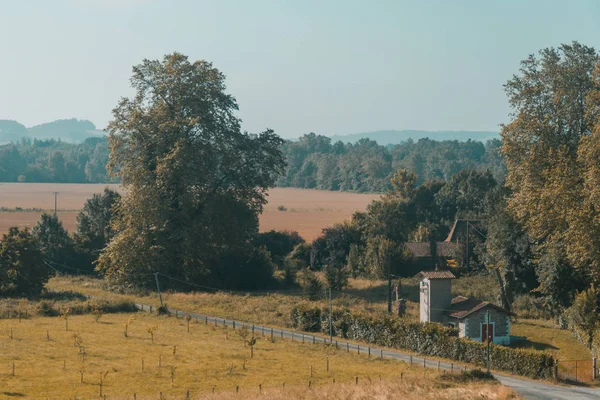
[157,304,170,315]
[298,268,323,300]
[37,301,53,316]
[439,369,495,383]
[512,295,550,319]
[289,306,555,379]
[253,230,305,268]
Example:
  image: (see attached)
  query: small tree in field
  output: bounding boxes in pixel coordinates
[90,302,103,323]
[146,325,158,343]
[124,316,136,337]
[246,336,257,359]
[60,307,71,331]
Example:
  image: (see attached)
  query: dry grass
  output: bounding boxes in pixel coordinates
[0,184,379,240]
[510,319,592,361]
[48,274,594,377]
[47,276,389,329]
[196,377,519,400]
[0,312,512,400]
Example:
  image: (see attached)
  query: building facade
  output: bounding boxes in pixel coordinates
[417,271,513,345]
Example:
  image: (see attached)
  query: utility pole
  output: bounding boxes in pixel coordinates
[154,272,163,306]
[387,254,392,314]
[53,192,58,215]
[465,221,470,272]
[329,288,333,342]
[486,309,491,374]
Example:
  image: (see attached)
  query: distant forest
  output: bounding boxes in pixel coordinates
[0,133,506,189]
[278,133,506,191]
[0,137,110,183]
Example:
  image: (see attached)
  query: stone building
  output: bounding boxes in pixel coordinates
[417,270,514,345]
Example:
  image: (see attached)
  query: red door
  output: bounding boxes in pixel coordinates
[482,324,494,342]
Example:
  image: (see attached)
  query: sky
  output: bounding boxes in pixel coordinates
[0,0,599,138]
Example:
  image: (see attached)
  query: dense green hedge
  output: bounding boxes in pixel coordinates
[290,303,555,379]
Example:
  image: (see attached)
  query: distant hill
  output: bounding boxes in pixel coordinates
[0,118,105,143]
[329,130,500,145]
[0,120,28,144]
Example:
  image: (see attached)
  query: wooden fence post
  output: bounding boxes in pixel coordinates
[594,357,597,380]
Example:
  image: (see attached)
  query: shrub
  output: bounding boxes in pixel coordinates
[37,301,53,316]
[289,303,322,332]
[512,295,550,319]
[439,369,495,383]
[254,230,305,268]
[277,205,287,211]
[157,304,169,315]
[289,305,555,379]
[298,268,323,300]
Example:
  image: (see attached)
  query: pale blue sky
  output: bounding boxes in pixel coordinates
[1,0,599,138]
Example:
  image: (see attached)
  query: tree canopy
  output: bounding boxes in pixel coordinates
[502,42,600,285]
[97,53,286,289]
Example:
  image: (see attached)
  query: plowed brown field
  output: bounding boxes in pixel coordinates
[0,183,379,241]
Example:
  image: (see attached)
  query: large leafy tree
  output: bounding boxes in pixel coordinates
[482,189,537,310]
[0,227,47,297]
[97,53,285,287]
[501,42,600,287]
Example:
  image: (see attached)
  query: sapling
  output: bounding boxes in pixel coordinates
[246,336,257,359]
[124,316,136,337]
[146,325,158,343]
[91,302,103,323]
[185,313,192,332]
[169,366,177,386]
[60,307,71,331]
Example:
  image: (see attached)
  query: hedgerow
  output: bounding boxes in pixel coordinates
[290,303,555,379]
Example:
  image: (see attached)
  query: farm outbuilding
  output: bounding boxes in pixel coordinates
[416,270,514,345]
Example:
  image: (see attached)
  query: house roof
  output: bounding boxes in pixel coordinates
[414,270,456,280]
[447,296,516,319]
[405,242,458,257]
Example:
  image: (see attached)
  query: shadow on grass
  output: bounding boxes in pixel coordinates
[509,338,559,352]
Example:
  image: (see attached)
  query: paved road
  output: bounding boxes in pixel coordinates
[139,304,600,399]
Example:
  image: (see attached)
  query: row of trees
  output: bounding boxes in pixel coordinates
[0,137,110,183]
[278,134,506,192]
[0,188,120,296]
[0,134,505,190]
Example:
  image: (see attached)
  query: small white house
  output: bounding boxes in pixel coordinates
[417,271,514,345]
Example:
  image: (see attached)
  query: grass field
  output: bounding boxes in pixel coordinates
[0,311,514,400]
[0,183,379,240]
[46,275,592,364]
